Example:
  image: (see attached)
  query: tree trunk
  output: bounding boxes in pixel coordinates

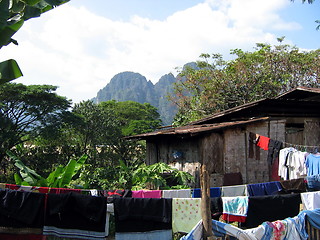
[200,163,214,240]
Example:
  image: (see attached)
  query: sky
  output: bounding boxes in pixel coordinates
[1,0,319,103]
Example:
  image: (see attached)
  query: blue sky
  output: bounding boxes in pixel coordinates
[1,0,319,103]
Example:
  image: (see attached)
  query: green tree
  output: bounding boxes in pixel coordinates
[0,82,71,163]
[0,0,70,83]
[99,100,162,136]
[7,149,87,188]
[72,100,121,153]
[170,43,320,126]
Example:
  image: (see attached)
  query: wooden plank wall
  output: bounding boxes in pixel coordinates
[304,120,320,146]
[147,137,202,187]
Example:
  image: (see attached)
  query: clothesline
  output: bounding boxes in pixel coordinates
[250,131,320,152]
[282,141,319,152]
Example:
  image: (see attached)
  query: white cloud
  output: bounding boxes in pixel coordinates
[0,0,301,103]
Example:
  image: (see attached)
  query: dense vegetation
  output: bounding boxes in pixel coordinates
[170,42,320,126]
[0,83,193,189]
[0,0,319,191]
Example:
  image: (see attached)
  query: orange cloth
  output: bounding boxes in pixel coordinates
[256,135,270,151]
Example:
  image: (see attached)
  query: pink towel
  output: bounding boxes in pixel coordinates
[132,190,162,198]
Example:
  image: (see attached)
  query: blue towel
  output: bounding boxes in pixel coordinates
[192,187,221,198]
[247,181,282,196]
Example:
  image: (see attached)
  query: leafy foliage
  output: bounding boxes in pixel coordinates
[7,149,87,188]
[132,162,194,190]
[170,43,320,126]
[0,0,69,83]
[0,59,23,84]
[0,83,71,164]
[99,100,162,136]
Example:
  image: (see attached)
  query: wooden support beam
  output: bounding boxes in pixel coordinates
[200,163,214,240]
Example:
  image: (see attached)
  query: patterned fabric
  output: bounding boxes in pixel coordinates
[266,221,287,240]
[222,196,248,223]
[222,197,248,216]
[172,198,201,234]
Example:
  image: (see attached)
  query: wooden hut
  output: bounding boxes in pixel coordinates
[127,87,320,187]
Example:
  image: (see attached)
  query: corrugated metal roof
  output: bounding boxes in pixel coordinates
[126,117,269,140]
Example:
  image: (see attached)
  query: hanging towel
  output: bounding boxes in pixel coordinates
[172,198,201,234]
[221,185,248,197]
[247,181,282,196]
[192,187,221,198]
[256,135,270,151]
[244,193,301,228]
[301,191,320,210]
[132,190,162,198]
[280,178,307,193]
[0,189,45,234]
[5,183,51,194]
[114,198,172,233]
[221,196,248,223]
[43,192,107,240]
[162,189,192,198]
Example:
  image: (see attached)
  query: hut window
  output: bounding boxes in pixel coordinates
[285,123,304,134]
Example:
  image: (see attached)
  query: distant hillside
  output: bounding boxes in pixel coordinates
[92,71,178,125]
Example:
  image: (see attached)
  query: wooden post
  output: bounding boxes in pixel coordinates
[200,163,214,240]
[200,133,223,240]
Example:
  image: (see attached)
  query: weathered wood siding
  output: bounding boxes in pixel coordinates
[200,133,224,187]
[223,128,248,182]
[146,137,201,187]
[304,119,320,146]
[146,117,320,187]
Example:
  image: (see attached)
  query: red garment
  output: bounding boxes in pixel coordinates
[5,184,50,193]
[222,213,246,223]
[271,157,281,181]
[256,135,270,151]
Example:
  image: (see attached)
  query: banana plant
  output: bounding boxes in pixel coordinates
[0,0,70,83]
[7,150,87,188]
[132,162,194,190]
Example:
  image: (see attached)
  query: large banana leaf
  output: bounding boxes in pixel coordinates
[0,59,23,84]
[56,159,77,188]
[0,0,70,83]
[8,149,87,188]
[7,150,47,186]
[46,165,64,187]
[47,154,87,188]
